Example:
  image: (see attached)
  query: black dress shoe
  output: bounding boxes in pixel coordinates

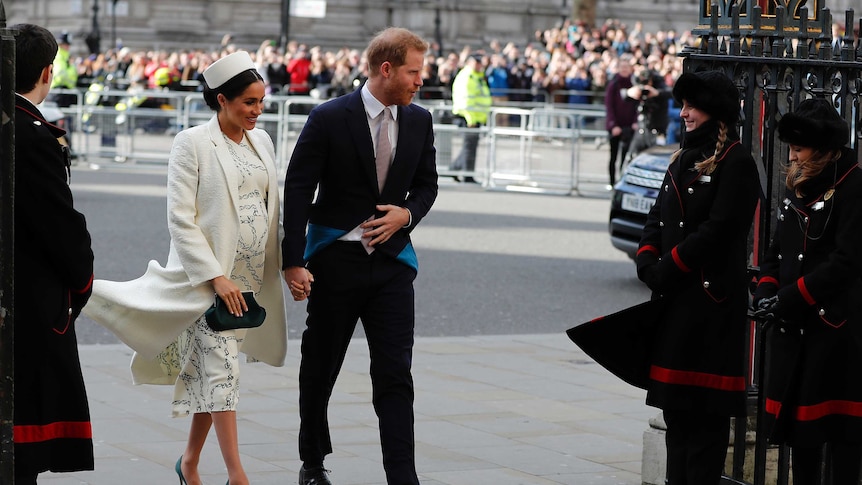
[463,176,479,184]
[298,465,333,485]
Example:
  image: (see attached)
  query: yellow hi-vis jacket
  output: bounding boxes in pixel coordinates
[452,67,491,127]
[51,47,78,90]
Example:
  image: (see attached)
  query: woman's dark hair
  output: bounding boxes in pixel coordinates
[202,69,263,111]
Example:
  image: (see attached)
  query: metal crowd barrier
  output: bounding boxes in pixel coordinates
[484,107,608,195]
[53,88,608,194]
[427,104,608,195]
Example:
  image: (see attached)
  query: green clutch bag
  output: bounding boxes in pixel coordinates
[204,291,266,331]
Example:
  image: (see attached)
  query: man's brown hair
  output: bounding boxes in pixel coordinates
[365,27,428,76]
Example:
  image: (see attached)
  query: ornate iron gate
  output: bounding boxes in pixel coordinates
[681,2,861,484]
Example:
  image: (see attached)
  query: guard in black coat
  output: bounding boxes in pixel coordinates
[752,98,862,485]
[636,70,759,485]
[10,24,95,483]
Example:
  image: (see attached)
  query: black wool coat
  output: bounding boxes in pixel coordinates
[636,120,759,416]
[753,148,862,446]
[12,95,95,474]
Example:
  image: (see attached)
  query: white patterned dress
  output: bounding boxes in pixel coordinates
[166,132,270,417]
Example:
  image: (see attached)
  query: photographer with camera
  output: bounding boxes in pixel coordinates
[604,55,639,187]
[625,65,671,154]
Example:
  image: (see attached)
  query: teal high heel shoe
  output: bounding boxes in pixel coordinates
[175,456,187,485]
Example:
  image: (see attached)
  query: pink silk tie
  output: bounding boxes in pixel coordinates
[363,107,393,254]
[375,107,393,192]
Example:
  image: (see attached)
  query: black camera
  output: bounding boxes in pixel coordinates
[634,71,653,100]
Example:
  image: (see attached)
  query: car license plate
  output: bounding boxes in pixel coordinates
[621,193,654,214]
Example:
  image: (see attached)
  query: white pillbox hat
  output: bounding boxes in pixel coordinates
[202,51,256,89]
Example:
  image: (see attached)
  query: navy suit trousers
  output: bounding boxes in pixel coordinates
[299,241,419,485]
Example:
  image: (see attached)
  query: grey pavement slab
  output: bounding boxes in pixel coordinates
[39,334,653,485]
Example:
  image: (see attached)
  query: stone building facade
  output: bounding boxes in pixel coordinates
[6,0,855,55]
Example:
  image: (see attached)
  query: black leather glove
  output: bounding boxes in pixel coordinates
[751,293,774,311]
[636,252,659,280]
[752,295,780,322]
[642,265,663,293]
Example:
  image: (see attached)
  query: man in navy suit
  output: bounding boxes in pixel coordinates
[282,27,438,485]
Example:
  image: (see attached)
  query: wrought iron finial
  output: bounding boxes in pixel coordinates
[797,7,809,59]
[841,10,856,62]
[0,0,6,29]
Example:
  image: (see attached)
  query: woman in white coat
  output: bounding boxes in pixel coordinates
[85,51,301,485]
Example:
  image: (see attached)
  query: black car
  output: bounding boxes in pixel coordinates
[608,146,675,259]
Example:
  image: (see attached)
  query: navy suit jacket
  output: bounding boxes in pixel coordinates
[282,88,438,271]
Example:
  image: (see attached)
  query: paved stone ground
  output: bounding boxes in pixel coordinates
[41,334,654,485]
[41,122,662,484]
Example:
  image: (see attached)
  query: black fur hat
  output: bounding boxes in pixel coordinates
[672,70,740,125]
[778,98,849,150]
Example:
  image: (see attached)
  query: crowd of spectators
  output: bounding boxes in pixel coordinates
[66,18,696,112]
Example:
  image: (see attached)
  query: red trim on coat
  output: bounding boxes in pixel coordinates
[75,273,94,294]
[838,164,859,182]
[715,140,741,163]
[649,365,746,391]
[797,277,815,305]
[805,165,860,208]
[800,165,857,210]
[15,105,66,132]
[671,247,691,272]
[764,399,862,421]
[796,400,862,421]
[701,269,728,303]
[758,276,779,287]
[765,397,781,416]
[835,165,860,186]
[14,421,92,443]
[54,291,72,335]
[819,313,847,329]
[680,142,742,190]
[637,245,659,256]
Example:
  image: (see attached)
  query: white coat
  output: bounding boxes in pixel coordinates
[83,116,288,384]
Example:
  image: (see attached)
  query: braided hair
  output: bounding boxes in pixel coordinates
[668,121,729,175]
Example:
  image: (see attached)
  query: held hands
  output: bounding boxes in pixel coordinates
[360,205,410,247]
[284,267,314,301]
[281,205,408,303]
[211,275,247,317]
